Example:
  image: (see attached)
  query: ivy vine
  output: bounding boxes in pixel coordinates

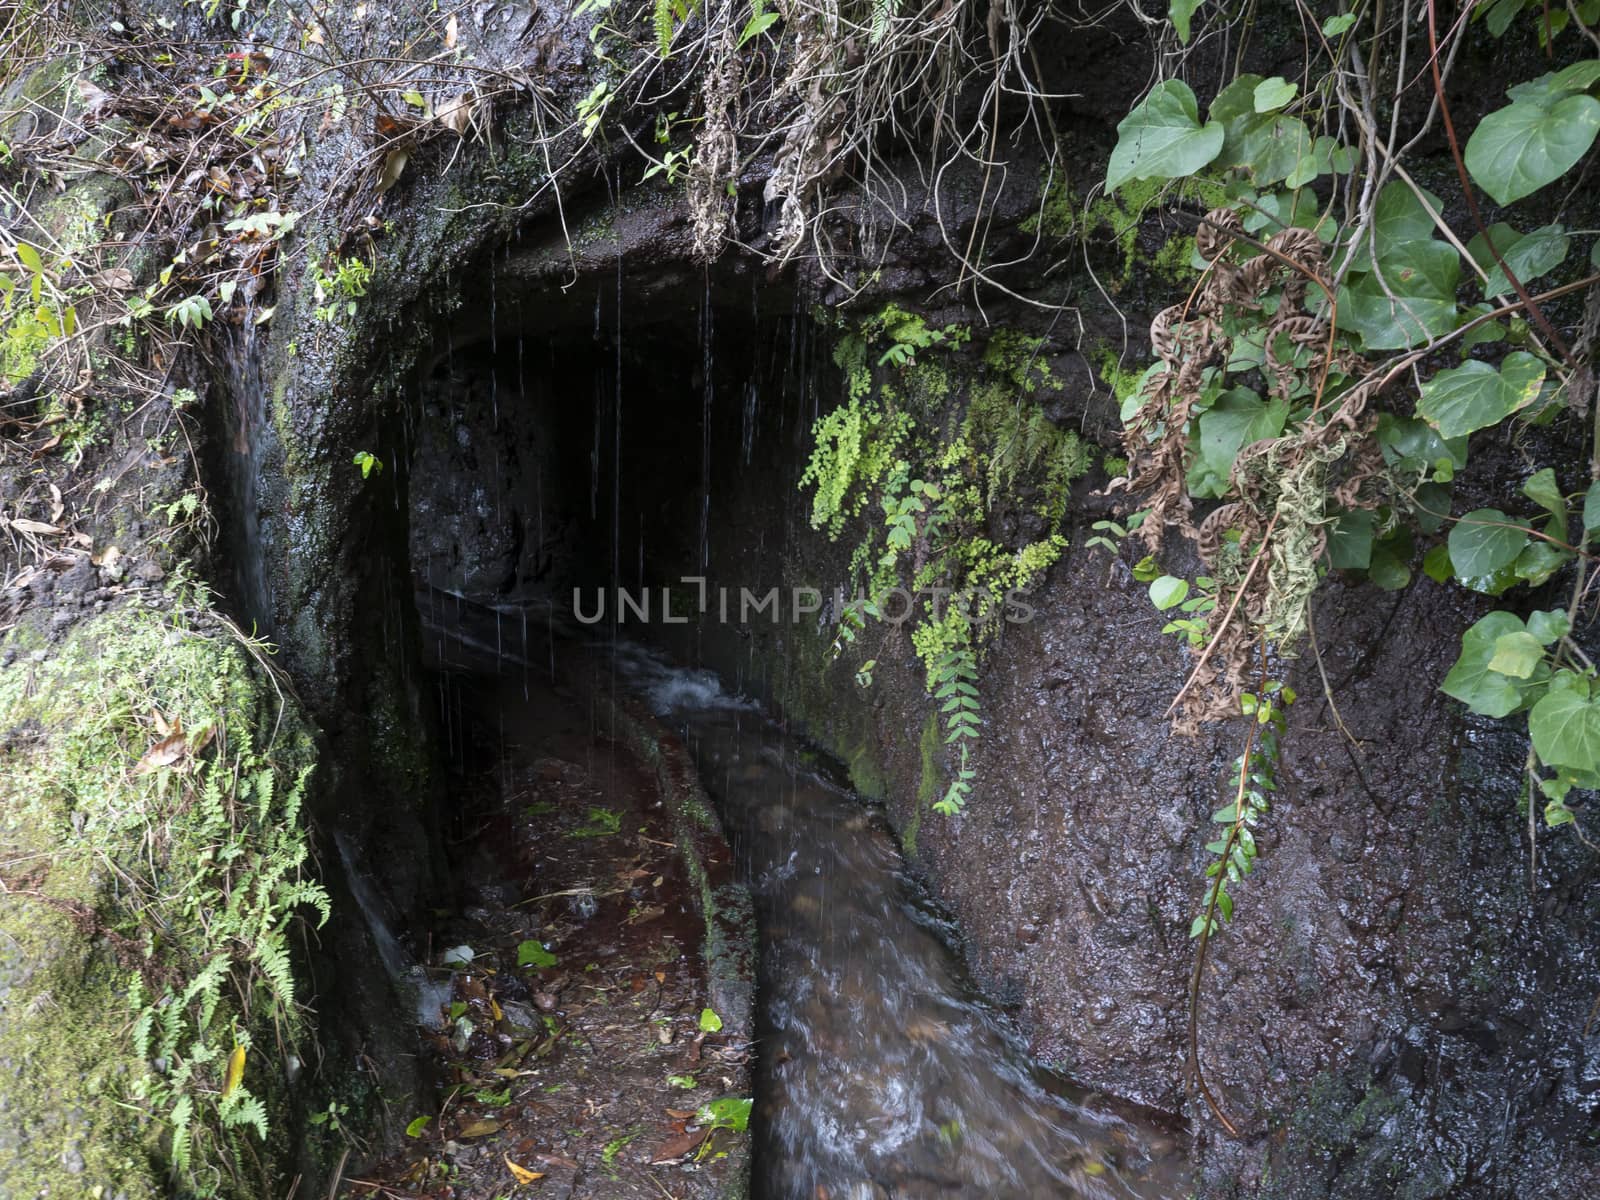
[1104,0,1600,1130]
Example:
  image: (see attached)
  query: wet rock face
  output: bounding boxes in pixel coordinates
[408,355,579,603]
[537,320,1600,1191]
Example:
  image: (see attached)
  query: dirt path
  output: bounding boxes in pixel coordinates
[358,642,748,1200]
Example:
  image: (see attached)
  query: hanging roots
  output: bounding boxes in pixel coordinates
[1111,209,1395,732]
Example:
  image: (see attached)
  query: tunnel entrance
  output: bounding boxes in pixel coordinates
[368,277,1186,1198]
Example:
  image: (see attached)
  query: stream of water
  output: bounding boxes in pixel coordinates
[419,587,1186,1198]
[612,643,1186,1199]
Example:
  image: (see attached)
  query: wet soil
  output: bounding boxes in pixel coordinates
[360,630,748,1200]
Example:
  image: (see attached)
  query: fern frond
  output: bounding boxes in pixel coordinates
[654,0,675,57]
[870,0,897,43]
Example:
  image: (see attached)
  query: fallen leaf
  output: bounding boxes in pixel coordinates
[10,519,62,535]
[48,484,63,523]
[650,1128,708,1163]
[92,545,121,568]
[221,1044,246,1099]
[503,1155,543,1184]
[445,13,459,48]
[377,148,410,193]
[133,732,188,774]
[536,1153,579,1169]
[437,93,475,136]
[458,1117,501,1137]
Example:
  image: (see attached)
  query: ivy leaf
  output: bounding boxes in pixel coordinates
[1150,575,1190,610]
[1487,630,1545,678]
[1527,609,1572,645]
[1448,508,1532,582]
[1253,77,1298,113]
[1530,685,1600,772]
[1580,478,1600,534]
[1422,543,1454,582]
[1337,241,1461,350]
[1170,0,1203,43]
[1327,509,1374,569]
[698,1007,723,1033]
[1321,12,1357,36]
[1441,611,1536,717]
[1521,466,1566,524]
[1464,93,1600,206]
[1514,538,1571,587]
[1506,61,1600,104]
[1416,352,1546,438]
[1368,549,1412,590]
[1465,223,1570,297]
[1229,114,1315,186]
[517,940,557,968]
[1106,80,1224,193]
[1188,388,1288,497]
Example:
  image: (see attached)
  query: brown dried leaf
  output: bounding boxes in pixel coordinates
[133,732,189,774]
[650,1128,708,1163]
[377,148,410,193]
[10,519,63,535]
[457,1117,501,1138]
[445,13,459,49]
[437,93,475,137]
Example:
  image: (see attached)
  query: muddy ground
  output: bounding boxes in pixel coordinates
[358,637,749,1200]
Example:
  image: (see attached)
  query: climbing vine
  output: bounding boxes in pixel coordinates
[801,305,1091,813]
[1103,0,1600,1130]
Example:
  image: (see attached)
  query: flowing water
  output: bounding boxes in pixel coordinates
[610,643,1187,1200]
[419,588,1186,1198]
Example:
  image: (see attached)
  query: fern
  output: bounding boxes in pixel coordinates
[870,0,897,43]
[654,0,675,56]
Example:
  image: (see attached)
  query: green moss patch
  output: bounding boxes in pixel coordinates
[0,594,325,1198]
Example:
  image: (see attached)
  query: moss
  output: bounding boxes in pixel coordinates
[0,595,324,1199]
[846,737,888,801]
[903,711,944,855]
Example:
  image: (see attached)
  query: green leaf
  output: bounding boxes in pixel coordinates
[1368,550,1412,590]
[1187,387,1288,497]
[1448,509,1532,580]
[1465,223,1570,296]
[1150,575,1190,610]
[14,242,41,273]
[1364,180,1447,264]
[517,940,557,969]
[1513,538,1571,587]
[1442,611,1536,716]
[1327,509,1374,569]
[1253,76,1298,113]
[1545,800,1575,826]
[1170,0,1203,43]
[1531,686,1600,772]
[1417,352,1546,438]
[1583,480,1600,532]
[406,1115,432,1138]
[1227,114,1315,186]
[1106,80,1224,193]
[1422,543,1454,582]
[1522,467,1567,523]
[698,1007,723,1033]
[1487,630,1545,678]
[1464,93,1600,205]
[1337,241,1461,350]
[1506,61,1600,104]
[1321,12,1357,36]
[1526,609,1571,645]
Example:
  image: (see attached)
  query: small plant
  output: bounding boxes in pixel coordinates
[352,450,383,479]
